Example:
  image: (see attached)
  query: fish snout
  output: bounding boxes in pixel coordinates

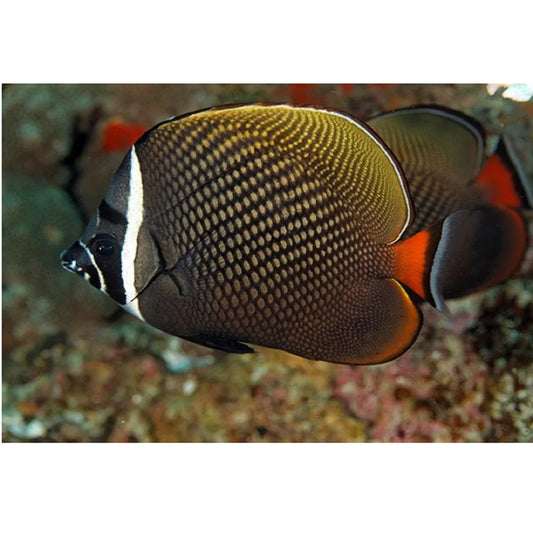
[60,241,88,275]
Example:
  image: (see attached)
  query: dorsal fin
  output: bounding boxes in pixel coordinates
[368,105,486,189]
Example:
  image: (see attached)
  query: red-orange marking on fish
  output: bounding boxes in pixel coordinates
[393,227,432,302]
[340,84,352,96]
[477,153,521,208]
[102,119,147,152]
[289,84,318,105]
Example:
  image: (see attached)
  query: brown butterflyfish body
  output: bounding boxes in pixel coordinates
[60,104,531,365]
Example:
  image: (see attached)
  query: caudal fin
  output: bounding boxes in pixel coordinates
[477,136,533,210]
[392,205,528,312]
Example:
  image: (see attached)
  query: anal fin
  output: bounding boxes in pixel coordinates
[333,278,423,366]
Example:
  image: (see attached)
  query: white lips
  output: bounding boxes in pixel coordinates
[63,259,82,273]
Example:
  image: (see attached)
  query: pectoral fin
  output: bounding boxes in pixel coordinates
[182,334,254,354]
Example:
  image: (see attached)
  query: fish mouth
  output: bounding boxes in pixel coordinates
[60,245,85,276]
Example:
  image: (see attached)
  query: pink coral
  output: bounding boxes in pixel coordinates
[334,342,491,442]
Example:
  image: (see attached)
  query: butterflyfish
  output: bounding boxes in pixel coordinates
[60,104,531,364]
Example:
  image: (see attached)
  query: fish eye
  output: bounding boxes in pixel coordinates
[91,234,119,258]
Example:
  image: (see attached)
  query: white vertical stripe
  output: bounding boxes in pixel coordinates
[121,147,145,321]
[430,217,451,316]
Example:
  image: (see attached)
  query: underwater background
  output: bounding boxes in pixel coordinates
[2,83,533,442]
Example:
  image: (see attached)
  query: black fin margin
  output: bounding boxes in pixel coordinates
[496,135,533,209]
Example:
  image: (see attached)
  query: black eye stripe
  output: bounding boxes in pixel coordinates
[91,234,120,259]
[86,234,126,305]
[85,264,101,290]
[99,200,128,226]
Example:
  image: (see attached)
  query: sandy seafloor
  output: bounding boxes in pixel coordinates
[2,83,533,442]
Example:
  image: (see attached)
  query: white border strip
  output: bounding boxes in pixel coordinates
[429,216,452,315]
[313,106,412,241]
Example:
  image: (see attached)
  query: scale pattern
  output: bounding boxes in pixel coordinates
[133,105,418,363]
